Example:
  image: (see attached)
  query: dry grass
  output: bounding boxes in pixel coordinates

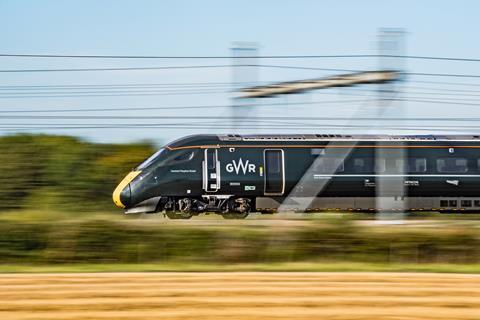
[0,272,479,320]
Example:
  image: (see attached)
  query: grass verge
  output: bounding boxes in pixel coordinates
[0,262,480,274]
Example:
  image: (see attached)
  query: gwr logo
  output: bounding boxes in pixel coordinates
[226,158,256,175]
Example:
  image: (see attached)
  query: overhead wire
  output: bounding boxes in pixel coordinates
[3,53,480,62]
[0,99,376,113]
[0,64,235,73]
[5,114,480,121]
[0,124,479,134]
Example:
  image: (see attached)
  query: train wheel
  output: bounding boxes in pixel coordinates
[165,198,194,219]
[222,198,251,219]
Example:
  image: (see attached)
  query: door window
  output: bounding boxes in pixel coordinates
[264,150,284,195]
[204,149,219,192]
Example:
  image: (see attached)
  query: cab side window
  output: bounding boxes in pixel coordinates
[168,151,195,165]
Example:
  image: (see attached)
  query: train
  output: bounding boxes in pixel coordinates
[113,134,480,218]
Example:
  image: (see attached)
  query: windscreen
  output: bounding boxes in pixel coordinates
[136,148,167,170]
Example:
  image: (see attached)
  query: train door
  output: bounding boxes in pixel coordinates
[203,148,220,192]
[264,149,285,195]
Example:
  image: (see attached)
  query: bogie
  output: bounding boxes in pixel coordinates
[221,198,251,219]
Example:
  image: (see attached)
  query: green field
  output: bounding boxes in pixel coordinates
[0,210,479,273]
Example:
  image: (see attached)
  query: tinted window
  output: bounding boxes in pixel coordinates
[374,158,386,173]
[137,148,167,170]
[409,158,427,172]
[352,158,381,173]
[170,151,195,164]
[207,151,216,169]
[395,158,427,173]
[461,200,472,207]
[437,158,468,173]
[313,157,344,173]
[265,150,284,194]
[266,150,281,174]
[353,158,368,173]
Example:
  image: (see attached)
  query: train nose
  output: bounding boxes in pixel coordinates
[112,171,141,208]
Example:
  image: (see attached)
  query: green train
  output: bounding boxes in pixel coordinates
[113,134,480,218]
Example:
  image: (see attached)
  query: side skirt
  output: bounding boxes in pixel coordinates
[256,196,480,212]
[124,196,161,214]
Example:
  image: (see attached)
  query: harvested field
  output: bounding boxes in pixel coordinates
[0,272,479,320]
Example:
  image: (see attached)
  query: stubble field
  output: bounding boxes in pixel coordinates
[0,272,479,320]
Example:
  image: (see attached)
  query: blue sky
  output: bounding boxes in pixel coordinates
[1,0,480,145]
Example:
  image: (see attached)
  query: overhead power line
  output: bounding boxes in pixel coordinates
[0,64,233,73]
[0,64,359,73]
[409,80,480,87]
[0,90,229,99]
[3,64,480,80]
[3,80,480,91]
[5,114,480,121]
[0,53,378,59]
[0,124,479,134]
[0,99,374,113]
[407,72,480,79]
[3,53,480,62]
[0,88,229,96]
[0,82,240,90]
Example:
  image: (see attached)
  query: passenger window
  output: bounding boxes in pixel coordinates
[395,159,404,172]
[409,158,427,172]
[374,158,386,173]
[353,158,377,173]
[395,158,426,173]
[440,200,448,207]
[437,158,468,173]
[461,200,472,207]
[353,158,367,173]
[314,157,344,173]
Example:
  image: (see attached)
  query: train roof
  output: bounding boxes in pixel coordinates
[219,134,480,142]
[167,134,480,148]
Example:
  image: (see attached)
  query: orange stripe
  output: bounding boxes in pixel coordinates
[167,144,480,151]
